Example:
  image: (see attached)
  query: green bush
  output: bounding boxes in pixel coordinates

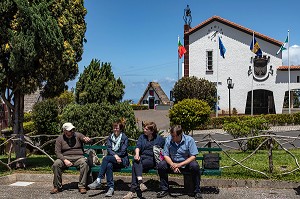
[60,102,139,140]
[32,99,60,135]
[223,117,270,151]
[24,112,33,122]
[169,99,211,134]
[293,112,300,124]
[23,121,35,134]
[130,104,148,110]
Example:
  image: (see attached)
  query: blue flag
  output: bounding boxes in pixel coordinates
[219,37,226,58]
[250,37,262,57]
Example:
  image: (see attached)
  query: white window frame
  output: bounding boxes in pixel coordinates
[206,50,213,71]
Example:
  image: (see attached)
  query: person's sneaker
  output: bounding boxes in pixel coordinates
[50,187,62,194]
[105,187,114,197]
[123,191,137,199]
[194,192,203,199]
[88,179,101,190]
[139,183,148,192]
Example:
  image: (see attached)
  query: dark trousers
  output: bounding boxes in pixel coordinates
[157,160,201,193]
[97,155,125,188]
[130,157,155,192]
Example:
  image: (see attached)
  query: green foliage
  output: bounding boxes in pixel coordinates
[223,117,270,151]
[24,112,33,122]
[23,121,35,134]
[56,90,74,114]
[264,114,294,126]
[32,99,60,135]
[293,112,300,124]
[130,104,148,110]
[75,59,125,105]
[172,76,216,108]
[169,99,211,134]
[61,102,139,139]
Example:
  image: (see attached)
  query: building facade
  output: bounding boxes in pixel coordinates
[184,16,300,115]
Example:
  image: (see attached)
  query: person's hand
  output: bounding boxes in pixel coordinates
[114,155,122,163]
[83,136,91,143]
[134,154,140,161]
[170,163,179,170]
[64,159,73,167]
[173,167,181,173]
[170,163,181,173]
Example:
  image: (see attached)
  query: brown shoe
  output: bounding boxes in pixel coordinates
[79,188,87,194]
[50,188,61,194]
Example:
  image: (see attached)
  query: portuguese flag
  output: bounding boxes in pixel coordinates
[178,38,186,59]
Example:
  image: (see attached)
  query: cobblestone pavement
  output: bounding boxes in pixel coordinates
[0,174,299,199]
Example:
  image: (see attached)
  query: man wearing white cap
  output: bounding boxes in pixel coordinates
[50,122,91,194]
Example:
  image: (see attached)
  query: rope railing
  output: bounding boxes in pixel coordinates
[1,133,300,178]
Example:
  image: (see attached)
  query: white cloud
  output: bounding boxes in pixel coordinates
[282,45,300,65]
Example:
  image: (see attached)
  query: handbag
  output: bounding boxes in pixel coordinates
[153,145,164,165]
[202,153,220,169]
[87,149,101,166]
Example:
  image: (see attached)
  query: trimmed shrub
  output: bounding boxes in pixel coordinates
[169,99,211,134]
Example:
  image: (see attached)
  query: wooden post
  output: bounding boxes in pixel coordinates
[268,137,273,173]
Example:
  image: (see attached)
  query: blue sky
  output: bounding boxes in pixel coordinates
[68,0,300,103]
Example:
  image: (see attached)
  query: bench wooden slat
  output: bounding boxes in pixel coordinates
[198,147,222,152]
[84,145,107,150]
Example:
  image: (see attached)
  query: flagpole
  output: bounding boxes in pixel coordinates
[216,33,219,118]
[251,32,254,116]
[288,30,290,114]
[177,36,180,81]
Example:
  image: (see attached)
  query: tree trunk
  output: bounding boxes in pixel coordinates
[13,90,26,168]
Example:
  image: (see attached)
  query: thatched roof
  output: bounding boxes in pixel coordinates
[138,82,170,105]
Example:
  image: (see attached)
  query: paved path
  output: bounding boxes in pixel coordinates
[0,174,299,199]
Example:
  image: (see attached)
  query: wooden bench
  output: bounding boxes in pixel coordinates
[68,145,222,193]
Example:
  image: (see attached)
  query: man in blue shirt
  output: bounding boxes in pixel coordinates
[157,125,202,199]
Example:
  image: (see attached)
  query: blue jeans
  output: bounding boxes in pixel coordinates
[97,155,125,188]
[130,157,155,192]
[157,160,201,193]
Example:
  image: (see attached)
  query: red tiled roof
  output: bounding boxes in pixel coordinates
[186,16,282,47]
[277,66,300,70]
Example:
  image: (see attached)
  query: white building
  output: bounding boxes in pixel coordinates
[183,16,300,115]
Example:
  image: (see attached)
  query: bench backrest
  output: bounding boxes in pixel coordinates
[83,145,222,160]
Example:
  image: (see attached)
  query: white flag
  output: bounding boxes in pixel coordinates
[276,36,288,55]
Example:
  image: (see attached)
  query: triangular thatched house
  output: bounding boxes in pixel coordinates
[138,82,170,109]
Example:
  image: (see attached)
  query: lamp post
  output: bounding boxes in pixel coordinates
[227,77,234,116]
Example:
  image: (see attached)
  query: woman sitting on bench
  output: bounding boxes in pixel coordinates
[123,121,165,199]
[88,119,129,197]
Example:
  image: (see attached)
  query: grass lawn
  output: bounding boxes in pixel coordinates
[1,149,300,182]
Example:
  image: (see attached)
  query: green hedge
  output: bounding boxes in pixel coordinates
[205,112,300,129]
[130,104,148,110]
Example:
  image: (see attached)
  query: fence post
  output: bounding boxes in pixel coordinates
[268,137,273,173]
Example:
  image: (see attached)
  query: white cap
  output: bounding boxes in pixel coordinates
[62,122,75,131]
